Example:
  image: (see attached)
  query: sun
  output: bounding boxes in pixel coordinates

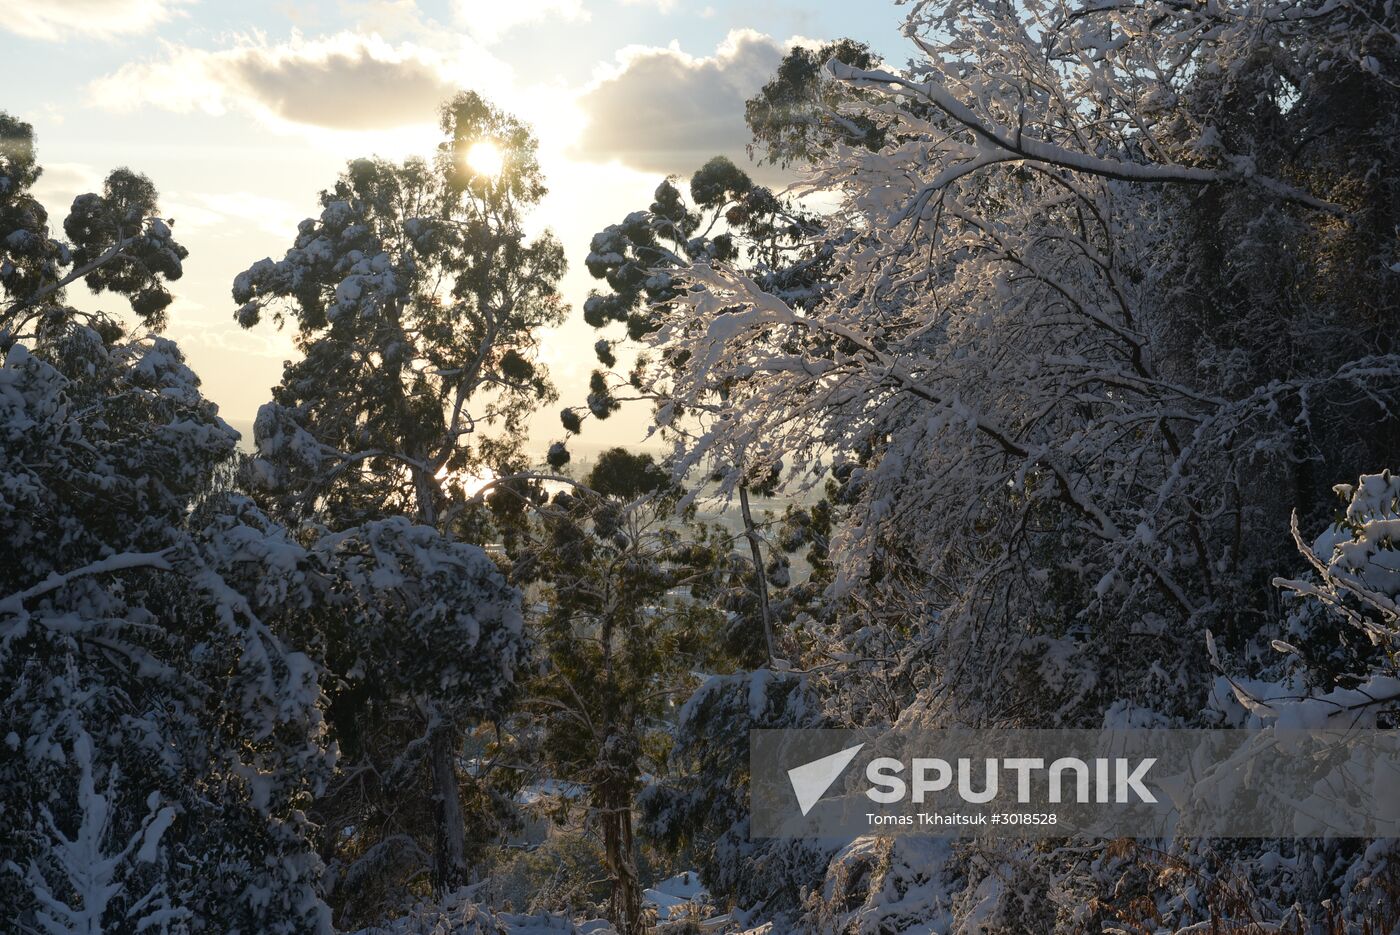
[436,464,497,499]
[463,139,505,179]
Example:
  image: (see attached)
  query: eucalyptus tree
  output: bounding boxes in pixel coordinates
[233,92,564,898]
[516,448,732,934]
[616,0,1400,926]
[1,113,333,933]
[3,115,188,337]
[744,39,887,168]
[560,155,839,666]
[655,0,1398,726]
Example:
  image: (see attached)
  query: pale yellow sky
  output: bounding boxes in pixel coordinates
[27,49,673,454]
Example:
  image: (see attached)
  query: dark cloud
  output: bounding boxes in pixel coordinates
[91,34,474,132]
[223,44,457,129]
[572,30,788,178]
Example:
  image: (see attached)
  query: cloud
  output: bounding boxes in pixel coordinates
[570,30,786,177]
[166,312,297,360]
[452,0,590,42]
[89,32,494,132]
[30,162,104,219]
[0,0,191,41]
[162,191,309,239]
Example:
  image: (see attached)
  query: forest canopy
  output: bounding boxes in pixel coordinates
[2,0,1399,931]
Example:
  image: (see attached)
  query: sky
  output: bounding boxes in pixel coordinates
[0,0,911,455]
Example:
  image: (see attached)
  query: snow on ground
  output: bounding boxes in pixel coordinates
[644,870,708,922]
[514,778,586,805]
[643,870,741,930]
[351,873,741,934]
[351,886,618,934]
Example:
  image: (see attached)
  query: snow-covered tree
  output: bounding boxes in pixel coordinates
[306,517,526,926]
[517,449,728,934]
[639,669,832,922]
[233,92,559,905]
[566,153,845,664]
[3,119,187,335]
[620,0,1400,925]
[1,112,333,932]
[744,39,888,169]
[570,154,828,426]
[564,153,870,926]
[11,727,184,935]
[654,0,1399,728]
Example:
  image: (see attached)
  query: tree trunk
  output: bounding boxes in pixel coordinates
[413,465,472,894]
[429,722,470,894]
[601,783,645,935]
[739,483,777,665]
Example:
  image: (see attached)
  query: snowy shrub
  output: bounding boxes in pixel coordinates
[480,833,611,918]
[0,329,334,931]
[641,670,833,919]
[803,837,960,934]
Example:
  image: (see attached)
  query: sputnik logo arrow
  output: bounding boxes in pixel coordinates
[788,743,864,816]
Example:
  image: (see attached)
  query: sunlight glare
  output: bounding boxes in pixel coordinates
[464,140,505,179]
[437,464,498,499]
